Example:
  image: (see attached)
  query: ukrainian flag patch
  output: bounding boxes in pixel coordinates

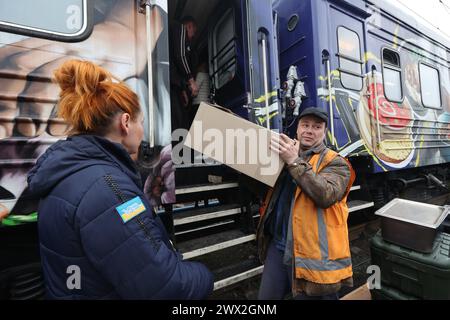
[116,196,146,223]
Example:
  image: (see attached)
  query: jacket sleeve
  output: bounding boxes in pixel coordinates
[77,175,214,299]
[172,23,194,82]
[287,156,351,208]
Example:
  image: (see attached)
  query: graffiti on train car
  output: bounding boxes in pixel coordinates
[0,0,174,223]
[320,43,450,172]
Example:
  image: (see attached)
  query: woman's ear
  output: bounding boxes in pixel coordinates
[119,113,131,135]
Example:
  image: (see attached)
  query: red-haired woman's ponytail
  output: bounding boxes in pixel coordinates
[53,59,140,135]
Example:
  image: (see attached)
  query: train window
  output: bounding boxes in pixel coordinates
[382,49,403,102]
[419,63,441,109]
[337,27,363,91]
[0,0,93,42]
[210,9,236,90]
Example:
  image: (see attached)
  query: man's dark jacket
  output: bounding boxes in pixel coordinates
[170,21,196,89]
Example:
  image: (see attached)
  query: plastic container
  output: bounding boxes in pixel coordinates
[370,284,418,300]
[370,231,450,299]
[375,198,449,253]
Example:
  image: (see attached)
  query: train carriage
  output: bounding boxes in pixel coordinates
[275,0,450,206]
[0,0,449,299]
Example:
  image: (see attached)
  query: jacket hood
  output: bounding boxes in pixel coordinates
[27,135,141,198]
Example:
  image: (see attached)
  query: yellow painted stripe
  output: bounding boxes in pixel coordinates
[318,70,340,81]
[364,52,381,64]
[415,135,425,167]
[364,144,388,172]
[393,24,400,50]
[254,91,277,103]
[258,112,279,125]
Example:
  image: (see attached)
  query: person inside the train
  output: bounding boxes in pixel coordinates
[190,52,211,127]
[170,15,199,132]
[27,59,214,299]
[257,107,355,300]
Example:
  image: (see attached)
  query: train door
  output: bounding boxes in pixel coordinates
[208,0,282,130]
[327,4,366,154]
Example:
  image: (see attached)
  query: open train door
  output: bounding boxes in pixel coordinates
[208,0,282,130]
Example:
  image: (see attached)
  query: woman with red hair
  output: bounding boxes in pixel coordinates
[27,60,213,299]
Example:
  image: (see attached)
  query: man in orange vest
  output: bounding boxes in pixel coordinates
[257,108,355,300]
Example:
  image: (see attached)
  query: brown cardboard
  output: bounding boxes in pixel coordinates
[184,102,284,187]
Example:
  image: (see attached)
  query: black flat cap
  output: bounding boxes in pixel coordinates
[298,108,329,123]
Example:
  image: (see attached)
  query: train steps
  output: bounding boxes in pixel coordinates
[169,176,375,293]
[170,170,262,292]
[348,185,375,213]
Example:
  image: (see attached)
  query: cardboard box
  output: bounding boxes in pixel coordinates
[184,102,284,187]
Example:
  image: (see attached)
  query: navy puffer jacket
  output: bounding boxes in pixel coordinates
[27,135,214,299]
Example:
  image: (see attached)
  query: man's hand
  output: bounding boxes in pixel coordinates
[270,134,299,165]
[0,204,9,222]
[188,78,199,98]
[181,90,189,107]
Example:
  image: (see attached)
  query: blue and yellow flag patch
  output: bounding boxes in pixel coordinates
[116,196,146,223]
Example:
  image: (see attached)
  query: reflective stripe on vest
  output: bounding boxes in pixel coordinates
[317,207,329,260]
[295,257,352,271]
[294,206,352,271]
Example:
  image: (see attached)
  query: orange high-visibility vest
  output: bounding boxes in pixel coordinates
[293,150,355,284]
[260,149,355,284]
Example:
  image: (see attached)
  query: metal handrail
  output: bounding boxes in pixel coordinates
[211,36,237,62]
[140,0,155,147]
[261,34,271,130]
[210,56,237,77]
[336,52,364,64]
[325,57,336,147]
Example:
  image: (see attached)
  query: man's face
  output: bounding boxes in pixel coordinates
[185,21,197,41]
[296,115,327,150]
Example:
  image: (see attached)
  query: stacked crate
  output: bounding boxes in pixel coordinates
[370,231,450,299]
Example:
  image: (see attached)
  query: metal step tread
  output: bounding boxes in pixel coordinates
[173,162,222,169]
[174,204,242,226]
[175,219,235,237]
[179,229,256,259]
[175,182,239,195]
[214,265,264,291]
[175,214,260,237]
[212,258,261,281]
[348,200,374,213]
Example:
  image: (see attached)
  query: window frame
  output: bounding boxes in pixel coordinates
[336,25,363,91]
[0,0,93,43]
[381,47,404,104]
[418,61,442,110]
[210,7,237,90]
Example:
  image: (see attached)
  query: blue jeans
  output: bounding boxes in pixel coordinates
[258,242,339,300]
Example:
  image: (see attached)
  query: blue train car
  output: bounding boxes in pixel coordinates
[0,0,449,298]
[274,0,450,204]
